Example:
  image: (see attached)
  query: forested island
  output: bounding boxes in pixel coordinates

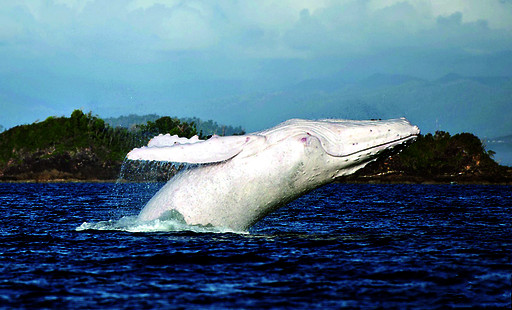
[0,110,198,181]
[0,110,510,184]
[336,131,512,184]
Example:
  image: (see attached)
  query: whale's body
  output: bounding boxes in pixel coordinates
[127,118,419,230]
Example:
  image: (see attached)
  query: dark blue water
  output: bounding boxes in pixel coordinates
[0,182,510,309]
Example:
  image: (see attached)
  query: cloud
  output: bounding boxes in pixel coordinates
[281,0,512,58]
[0,0,511,130]
[1,0,510,60]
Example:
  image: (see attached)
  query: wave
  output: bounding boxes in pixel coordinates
[75,212,244,234]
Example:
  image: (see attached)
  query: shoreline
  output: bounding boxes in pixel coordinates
[0,179,120,183]
[336,173,512,186]
[336,179,512,186]
[2,177,510,186]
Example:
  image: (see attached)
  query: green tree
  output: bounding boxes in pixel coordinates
[136,116,197,138]
[369,131,502,177]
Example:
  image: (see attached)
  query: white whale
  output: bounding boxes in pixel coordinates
[127,118,420,231]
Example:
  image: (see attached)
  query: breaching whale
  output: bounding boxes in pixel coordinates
[127,118,420,230]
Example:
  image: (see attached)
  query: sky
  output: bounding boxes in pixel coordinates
[1,0,511,132]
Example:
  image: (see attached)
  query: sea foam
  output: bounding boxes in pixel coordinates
[76,215,243,234]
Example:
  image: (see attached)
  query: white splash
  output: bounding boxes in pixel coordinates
[76,215,243,234]
[147,134,201,147]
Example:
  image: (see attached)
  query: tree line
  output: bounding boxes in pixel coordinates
[345,131,509,182]
[0,110,199,166]
[0,110,508,182]
[104,114,245,137]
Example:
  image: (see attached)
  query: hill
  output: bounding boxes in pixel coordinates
[338,131,512,184]
[0,110,197,181]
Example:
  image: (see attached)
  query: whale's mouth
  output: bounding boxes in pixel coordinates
[329,133,419,158]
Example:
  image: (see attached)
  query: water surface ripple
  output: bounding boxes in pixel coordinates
[0,183,510,309]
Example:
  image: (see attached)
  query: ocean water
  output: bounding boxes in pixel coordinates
[0,182,510,309]
[487,141,512,167]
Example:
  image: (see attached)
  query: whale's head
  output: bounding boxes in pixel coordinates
[255,118,420,179]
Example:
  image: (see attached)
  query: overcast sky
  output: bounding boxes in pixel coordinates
[1,0,511,130]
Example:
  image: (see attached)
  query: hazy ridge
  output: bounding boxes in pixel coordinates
[196,73,512,140]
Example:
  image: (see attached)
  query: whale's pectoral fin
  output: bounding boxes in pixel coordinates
[127,135,265,164]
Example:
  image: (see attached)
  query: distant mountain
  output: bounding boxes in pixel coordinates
[357,73,425,89]
[283,75,349,93]
[435,73,512,88]
[488,134,512,144]
[201,73,512,139]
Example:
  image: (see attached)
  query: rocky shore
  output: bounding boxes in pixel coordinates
[0,149,122,182]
